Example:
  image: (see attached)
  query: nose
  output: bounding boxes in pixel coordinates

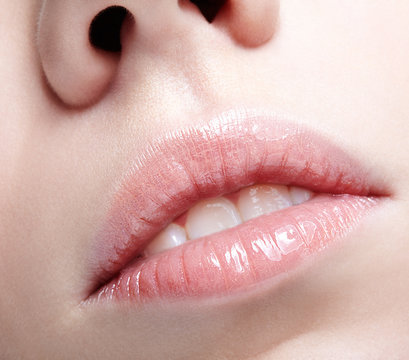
[211,0,279,47]
[185,0,278,47]
[37,0,280,108]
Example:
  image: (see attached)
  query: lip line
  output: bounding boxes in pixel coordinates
[87,108,387,297]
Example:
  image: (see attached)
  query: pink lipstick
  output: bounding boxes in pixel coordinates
[87,109,384,303]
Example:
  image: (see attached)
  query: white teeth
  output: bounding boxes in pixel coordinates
[185,197,242,240]
[144,223,187,256]
[289,186,313,205]
[237,184,293,221]
[144,184,315,256]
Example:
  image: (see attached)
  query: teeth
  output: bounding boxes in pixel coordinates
[237,184,293,221]
[144,223,187,256]
[144,184,315,256]
[289,186,313,205]
[185,197,242,240]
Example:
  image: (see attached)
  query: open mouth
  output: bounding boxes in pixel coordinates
[143,184,314,257]
[86,109,385,304]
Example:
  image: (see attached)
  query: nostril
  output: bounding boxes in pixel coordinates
[89,6,129,53]
[38,3,135,107]
[189,0,227,23]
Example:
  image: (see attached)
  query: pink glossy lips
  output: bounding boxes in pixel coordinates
[88,109,383,303]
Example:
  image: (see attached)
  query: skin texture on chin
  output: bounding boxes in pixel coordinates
[0,0,409,359]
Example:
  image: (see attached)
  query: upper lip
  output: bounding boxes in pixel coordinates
[87,108,387,294]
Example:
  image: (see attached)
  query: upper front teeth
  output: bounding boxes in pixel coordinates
[238,184,293,221]
[290,186,314,205]
[143,184,313,257]
[144,223,187,256]
[185,197,242,240]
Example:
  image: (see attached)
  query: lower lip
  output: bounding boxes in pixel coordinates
[92,194,378,303]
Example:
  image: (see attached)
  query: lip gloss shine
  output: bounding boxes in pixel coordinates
[87,109,384,303]
[94,194,377,302]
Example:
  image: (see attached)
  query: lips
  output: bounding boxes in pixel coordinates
[87,109,385,303]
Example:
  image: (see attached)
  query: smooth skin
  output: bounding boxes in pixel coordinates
[0,1,408,359]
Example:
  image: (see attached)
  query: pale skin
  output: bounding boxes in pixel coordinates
[0,1,409,359]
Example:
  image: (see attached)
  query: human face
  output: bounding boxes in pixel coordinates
[0,1,408,359]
